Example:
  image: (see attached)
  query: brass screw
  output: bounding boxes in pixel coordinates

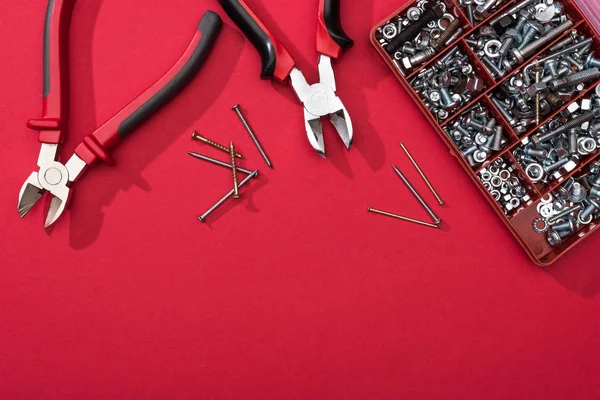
[367,207,440,229]
[231,142,240,199]
[192,131,244,159]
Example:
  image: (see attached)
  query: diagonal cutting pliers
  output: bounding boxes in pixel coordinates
[18,0,222,228]
[218,0,354,158]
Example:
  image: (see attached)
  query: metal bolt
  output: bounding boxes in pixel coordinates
[511,20,574,64]
[579,197,600,221]
[232,105,273,168]
[548,68,600,91]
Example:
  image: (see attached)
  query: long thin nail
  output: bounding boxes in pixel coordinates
[188,152,255,176]
[232,104,273,169]
[400,142,444,205]
[231,142,240,199]
[392,165,442,225]
[367,207,440,229]
[199,171,259,222]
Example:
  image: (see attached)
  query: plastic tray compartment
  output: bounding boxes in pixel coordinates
[370,0,600,266]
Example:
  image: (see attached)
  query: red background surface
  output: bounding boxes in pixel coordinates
[1,1,599,398]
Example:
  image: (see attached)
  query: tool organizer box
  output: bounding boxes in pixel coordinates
[370,0,600,266]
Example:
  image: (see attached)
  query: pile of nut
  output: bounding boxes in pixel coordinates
[532,161,600,248]
[375,0,464,75]
[467,0,574,79]
[410,47,486,121]
[491,32,600,134]
[458,0,510,25]
[445,103,508,167]
[479,157,534,215]
[514,91,600,186]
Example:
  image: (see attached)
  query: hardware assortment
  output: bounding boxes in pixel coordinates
[368,143,444,229]
[515,94,600,188]
[479,156,535,216]
[410,45,487,122]
[18,0,222,228]
[444,102,510,168]
[371,0,600,265]
[531,161,600,248]
[467,0,576,80]
[491,32,600,134]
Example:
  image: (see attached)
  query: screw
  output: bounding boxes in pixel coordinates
[431,18,461,53]
[198,170,259,222]
[552,215,577,233]
[400,142,444,205]
[192,131,244,159]
[367,207,440,229]
[188,152,256,176]
[518,22,543,51]
[491,96,516,126]
[490,125,504,151]
[548,68,600,91]
[548,204,582,224]
[232,105,273,169]
[230,142,240,199]
[511,20,574,64]
[392,165,442,225]
[533,108,600,144]
[579,197,600,221]
[385,3,444,54]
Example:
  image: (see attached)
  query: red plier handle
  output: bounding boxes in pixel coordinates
[74,11,222,167]
[317,0,354,59]
[27,0,75,144]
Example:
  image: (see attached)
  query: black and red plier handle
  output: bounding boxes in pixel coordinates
[218,0,354,82]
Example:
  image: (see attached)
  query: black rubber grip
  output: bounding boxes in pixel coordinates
[43,0,55,98]
[322,0,354,51]
[117,11,222,138]
[218,0,278,79]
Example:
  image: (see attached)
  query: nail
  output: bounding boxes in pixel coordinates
[400,142,444,205]
[188,152,256,176]
[232,104,273,169]
[231,142,240,199]
[192,131,244,159]
[367,207,440,229]
[392,165,442,225]
[199,170,259,222]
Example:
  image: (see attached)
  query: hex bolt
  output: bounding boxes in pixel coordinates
[533,108,600,144]
[518,22,543,51]
[511,20,574,64]
[482,57,505,78]
[403,47,436,70]
[543,157,570,174]
[432,18,461,52]
[198,170,259,222]
[579,197,600,221]
[548,204,582,224]
[392,165,442,225]
[552,216,577,233]
[385,3,444,54]
[490,125,504,151]
[569,128,579,154]
[232,104,273,169]
[491,96,516,126]
[548,68,600,91]
[499,29,519,57]
[524,147,548,158]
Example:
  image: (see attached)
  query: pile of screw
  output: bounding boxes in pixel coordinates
[466,0,574,80]
[445,102,508,167]
[514,91,600,186]
[189,104,273,223]
[532,161,600,248]
[368,143,444,229]
[375,0,464,75]
[410,46,486,122]
[479,157,534,214]
[491,32,600,134]
[458,0,510,25]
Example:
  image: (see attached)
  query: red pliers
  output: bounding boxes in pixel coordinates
[18,0,222,228]
[218,0,354,158]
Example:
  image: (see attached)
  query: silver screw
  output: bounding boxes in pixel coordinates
[232,104,273,169]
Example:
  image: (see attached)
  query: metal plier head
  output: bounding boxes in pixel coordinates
[218,0,354,158]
